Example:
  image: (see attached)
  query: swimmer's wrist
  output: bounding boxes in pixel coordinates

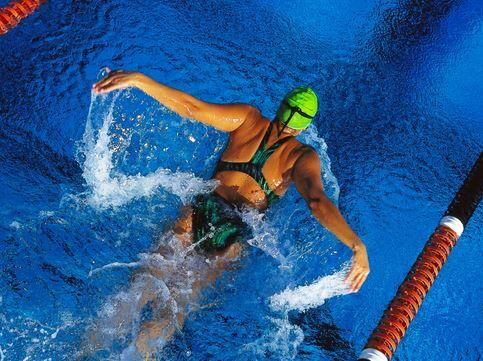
[349,238,364,252]
[130,72,147,88]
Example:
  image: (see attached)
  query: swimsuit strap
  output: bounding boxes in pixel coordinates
[251,122,292,166]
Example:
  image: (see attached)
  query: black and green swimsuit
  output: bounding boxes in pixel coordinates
[192,122,293,251]
[216,122,293,205]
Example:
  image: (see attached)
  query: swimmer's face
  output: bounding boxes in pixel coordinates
[276,118,302,136]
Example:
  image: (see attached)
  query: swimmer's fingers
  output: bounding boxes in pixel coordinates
[93,69,119,88]
[344,265,357,285]
[93,72,125,92]
[345,243,370,291]
[344,264,361,291]
[352,271,369,292]
[93,71,133,94]
[93,69,126,89]
[95,79,128,93]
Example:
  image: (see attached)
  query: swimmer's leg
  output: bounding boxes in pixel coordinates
[133,207,194,356]
[127,206,192,283]
[172,205,194,247]
[80,271,167,356]
[135,314,183,356]
[135,238,244,357]
[81,207,197,358]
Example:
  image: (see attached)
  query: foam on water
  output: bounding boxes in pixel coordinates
[244,316,305,360]
[269,265,352,312]
[81,231,222,359]
[240,207,290,267]
[78,91,218,209]
[300,126,340,202]
[245,265,352,359]
[0,313,78,360]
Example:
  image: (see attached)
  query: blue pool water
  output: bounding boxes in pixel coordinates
[0,1,482,360]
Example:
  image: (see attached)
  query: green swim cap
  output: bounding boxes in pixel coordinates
[277,86,318,130]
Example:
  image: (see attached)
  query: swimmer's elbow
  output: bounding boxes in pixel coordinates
[183,99,202,119]
[307,195,333,222]
[184,99,216,125]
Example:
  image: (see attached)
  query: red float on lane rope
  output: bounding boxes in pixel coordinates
[0,0,45,36]
[358,153,482,361]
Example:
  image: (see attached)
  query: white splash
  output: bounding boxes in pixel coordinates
[83,232,214,359]
[300,126,340,202]
[244,316,304,360]
[78,92,218,208]
[245,265,352,360]
[88,261,141,277]
[9,221,21,230]
[240,207,290,268]
[50,328,60,340]
[269,266,352,313]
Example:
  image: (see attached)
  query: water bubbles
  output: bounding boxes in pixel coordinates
[0,315,78,360]
[8,221,21,230]
[78,92,219,208]
[98,67,109,80]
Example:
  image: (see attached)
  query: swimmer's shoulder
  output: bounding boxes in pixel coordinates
[289,140,317,162]
[231,106,268,134]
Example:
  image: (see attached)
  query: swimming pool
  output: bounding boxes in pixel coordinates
[0,0,482,360]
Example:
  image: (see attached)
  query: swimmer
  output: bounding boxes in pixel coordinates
[92,69,370,356]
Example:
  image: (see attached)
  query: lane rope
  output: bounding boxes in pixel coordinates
[0,0,45,35]
[358,152,482,361]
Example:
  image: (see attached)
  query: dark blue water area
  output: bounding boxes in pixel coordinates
[0,0,482,360]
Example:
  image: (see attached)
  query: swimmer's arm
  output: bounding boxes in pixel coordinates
[292,149,370,291]
[93,70,257,132]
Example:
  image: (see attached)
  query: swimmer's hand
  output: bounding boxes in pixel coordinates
[345,243,370,292]
[92,68,141,94]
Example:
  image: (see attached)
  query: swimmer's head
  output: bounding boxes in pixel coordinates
[276,87,318,132]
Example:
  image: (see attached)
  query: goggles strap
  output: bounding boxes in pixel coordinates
[283,100,314,119]
[278,109,295,136]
